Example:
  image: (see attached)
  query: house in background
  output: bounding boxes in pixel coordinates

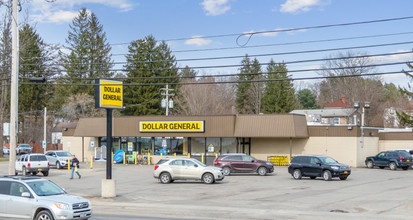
[291,96,358,125]
[51,122,78,145]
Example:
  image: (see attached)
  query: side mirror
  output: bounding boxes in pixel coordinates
[21,192,31,198]
[194,164,198,167]
[251,160,256,162]
[317,163,322,166]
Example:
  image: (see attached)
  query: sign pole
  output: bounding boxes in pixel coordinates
[106,108,112,179]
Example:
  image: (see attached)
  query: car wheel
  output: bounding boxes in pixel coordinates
[202,173,215,184]
[159,172,171,184]
[366,160,374,168]
[379,166,385,169]
[339,175,348,180]
[402,166,409,170]
[42,171,49,176]
[310,176,316,179]
[389,162,397,170]
[222,167,231,176]
[15,171,18,176]
[56,162,62,169]
[257,167,267,176]
[22,167,27,176]
[323,170,332,181]
[35,210,54,220]
[32,172,38,176]
[292,169,302,179]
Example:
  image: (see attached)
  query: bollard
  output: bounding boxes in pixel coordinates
[160,153,163,159]
[112,152,114,164]
[174,153,176,157]
[148,153,151,165]
[202,153,204,163]
[123,152,126,165]
[188,153,190,158]
[90,156,93,169]
[68,157,71,171]
[135,152,137,165]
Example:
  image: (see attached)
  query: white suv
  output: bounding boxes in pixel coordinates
[0,176,92,219]
[15,154,50,176]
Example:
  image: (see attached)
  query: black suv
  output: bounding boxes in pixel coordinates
[365,150,413,170]
[288,155,351,181]
[214,154,274,176]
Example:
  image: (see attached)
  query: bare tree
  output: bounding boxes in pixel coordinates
[173,77,236,115]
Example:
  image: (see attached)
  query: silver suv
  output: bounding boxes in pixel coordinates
[15,153,50,176]
[45,150,72,169]
[154,158,225,184]
[16,144,32,155]
[0,176,92,219]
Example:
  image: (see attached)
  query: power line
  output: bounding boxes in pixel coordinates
[22,40,413,67]
[19,70,407,86]
[33,60,411,81]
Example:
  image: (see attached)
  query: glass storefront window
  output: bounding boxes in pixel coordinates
[154,137,184,155]
[191,138,205,156]
[137,137,152,154]
[222,138,237,154]
[206,137,220,156]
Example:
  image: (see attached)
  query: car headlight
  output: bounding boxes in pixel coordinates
[55,203,71,210]
[266,162,273,166]
[331,166,340,170]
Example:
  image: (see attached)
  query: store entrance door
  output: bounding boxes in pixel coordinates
[240,138,251,155]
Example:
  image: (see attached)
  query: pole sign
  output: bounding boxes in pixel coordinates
[94,79,123,109]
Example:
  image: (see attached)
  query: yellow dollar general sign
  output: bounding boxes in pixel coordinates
[95,79,123,109]
[139,121,205,133]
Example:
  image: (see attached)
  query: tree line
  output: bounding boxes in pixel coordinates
[0,8,412,146]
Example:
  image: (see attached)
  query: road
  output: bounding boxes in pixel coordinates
[1,160,412,219]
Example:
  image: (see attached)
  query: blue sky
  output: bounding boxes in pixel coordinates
[21,0,413,88]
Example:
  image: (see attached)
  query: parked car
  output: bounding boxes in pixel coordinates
[153,158,224,184]
[45,150,72,169]
[16,144,32,155]
[288,155,351,181]
[213,153,274,176]
[0,176,92,219]
[15,154,50,176]
[2,146,9,155]
[365,150,413,170]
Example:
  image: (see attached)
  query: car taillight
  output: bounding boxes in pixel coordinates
[154,165,159,170]
[28,163,30,167]
[213,161,219,164]
[48,162,50,166]
[399,157,403,162]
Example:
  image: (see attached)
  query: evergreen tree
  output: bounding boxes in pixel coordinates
[262,60,296,113]
[123,35,179,115]
[59,8,113,97]
[297,89,318,109]
[236,55,256,114]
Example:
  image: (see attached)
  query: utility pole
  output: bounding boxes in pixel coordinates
[160,84,174,116]
[43,107,47,153]
[9,0,18,175]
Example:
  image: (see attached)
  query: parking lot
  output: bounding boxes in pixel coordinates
[1,161,413,219]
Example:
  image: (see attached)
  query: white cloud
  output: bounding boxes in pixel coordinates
[28,0,135,24]
[201,0,231,16]
[185,36,212,46]
[280,0,329,14]
[372,50,413,63]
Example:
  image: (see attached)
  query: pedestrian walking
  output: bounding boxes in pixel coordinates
[70,155,81,179]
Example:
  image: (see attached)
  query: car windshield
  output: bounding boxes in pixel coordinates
[56,152,72,157]
[27,180,66,196]
[318,156,337,164]
[192,159,207,167]
[19,145,31,149]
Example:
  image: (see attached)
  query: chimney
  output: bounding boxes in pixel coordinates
[341,96,345,104]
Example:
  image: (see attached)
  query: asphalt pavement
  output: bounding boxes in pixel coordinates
[1,160,413,219]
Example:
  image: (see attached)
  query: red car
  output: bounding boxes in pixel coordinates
[214,154,274,176]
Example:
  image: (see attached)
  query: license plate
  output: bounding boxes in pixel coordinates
[80,213,86,218]
[37,168,42,171]
[344,171,348,174]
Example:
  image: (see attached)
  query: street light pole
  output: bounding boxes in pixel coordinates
[9,0,19,175]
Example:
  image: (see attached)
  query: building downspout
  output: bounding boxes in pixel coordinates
[289,137,292,162]
[82,136,84,162]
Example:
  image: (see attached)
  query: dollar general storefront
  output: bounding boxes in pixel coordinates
[63,114,309,165]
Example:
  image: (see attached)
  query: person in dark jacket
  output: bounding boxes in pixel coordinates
[70,155,81,179]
